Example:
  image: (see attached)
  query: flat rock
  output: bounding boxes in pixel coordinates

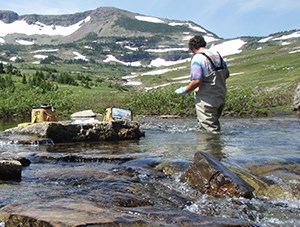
[0,199,253,226]
[4,120,145,143]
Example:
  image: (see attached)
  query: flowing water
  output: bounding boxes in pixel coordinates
[0,116,299,226]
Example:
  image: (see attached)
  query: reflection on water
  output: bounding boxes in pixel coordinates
[0,116,300,226]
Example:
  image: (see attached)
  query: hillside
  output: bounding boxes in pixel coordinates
[0,7,299,69]
[0,7,299,118]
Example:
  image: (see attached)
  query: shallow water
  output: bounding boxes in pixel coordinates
[0,116,300,226]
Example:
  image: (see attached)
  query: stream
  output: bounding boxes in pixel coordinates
[0,116,299,226]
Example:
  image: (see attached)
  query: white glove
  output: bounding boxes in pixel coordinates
[175,86,187,94]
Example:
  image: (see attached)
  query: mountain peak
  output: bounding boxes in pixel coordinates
[0,10,19,23]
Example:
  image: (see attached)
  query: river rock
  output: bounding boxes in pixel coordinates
[0,199,253,226]
[292,84,300,111]
[4,120,145,143]
[0,160,22,181]
[181,152,254,198]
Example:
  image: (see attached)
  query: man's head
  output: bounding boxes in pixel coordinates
[188,35,206,53]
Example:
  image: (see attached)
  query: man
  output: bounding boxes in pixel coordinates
[175,35,230,133]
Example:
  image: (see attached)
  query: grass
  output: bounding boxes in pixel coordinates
[126,41,300,116]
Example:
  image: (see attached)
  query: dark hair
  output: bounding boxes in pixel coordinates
[188,35,206,51]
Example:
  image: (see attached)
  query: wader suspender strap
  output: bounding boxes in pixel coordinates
[200,52,224,70]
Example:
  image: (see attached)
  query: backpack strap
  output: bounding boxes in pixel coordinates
[200,52,224,70]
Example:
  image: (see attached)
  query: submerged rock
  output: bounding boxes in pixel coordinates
[4,120,145,144]
[182,152,255,198]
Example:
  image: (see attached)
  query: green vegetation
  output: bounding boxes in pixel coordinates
[115,17,192,34]
[0,63,133,119]
[0,40,299,119]
[126,42,300,117]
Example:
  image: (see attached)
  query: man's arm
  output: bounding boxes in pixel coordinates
[186,79,202,93]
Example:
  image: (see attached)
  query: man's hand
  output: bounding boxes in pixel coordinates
[175,86,187,94]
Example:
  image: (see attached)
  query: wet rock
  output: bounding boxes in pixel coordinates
[0,160,22,181]
[17,157,31,167]
[242,163,300,199]
[181,152,254,198]
[154,160,191,175]
[0,200,149,226]
[0,199,254,226]
[4,120,145,143]
[292,84,300,112]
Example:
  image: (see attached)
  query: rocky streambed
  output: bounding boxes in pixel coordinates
[0,116,299,226]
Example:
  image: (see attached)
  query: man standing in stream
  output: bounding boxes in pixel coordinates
[175,35,230,133]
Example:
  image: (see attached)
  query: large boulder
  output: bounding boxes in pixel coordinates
[292,84,300,112]
[181,152,254,198]
[4,120,145,143]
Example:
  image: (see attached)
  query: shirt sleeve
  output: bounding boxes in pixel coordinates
[190,55,206,81]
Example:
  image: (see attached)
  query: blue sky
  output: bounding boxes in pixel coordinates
[1,0,299,38]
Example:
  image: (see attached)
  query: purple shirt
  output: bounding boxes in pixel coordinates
[190,49,229,81]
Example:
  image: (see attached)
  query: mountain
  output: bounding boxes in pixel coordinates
[0,7,218,44]
[0,7,299,67]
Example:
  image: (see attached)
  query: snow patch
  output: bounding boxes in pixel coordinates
[135,16,165,24]
[150,58,190,67]
[289,46,300,54]
[125,46,139,51]
[84,46,93,49]
[73,51,88,61]
[204,35,220,42]
[211,39,246,56]
[30,49,58,53]
[0,37,5,43]
[145,80,190,91]
[16,39,34,45]
[142,66,187,76]
[273,31,300,40]
[124,81,142,86]
[9,56,20,62]
[169,22,207,33]
[258,36,273,43]
[34,54,48,59]
[0,16,91,37]
[146,47,188,53]
[104,55,141,67]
